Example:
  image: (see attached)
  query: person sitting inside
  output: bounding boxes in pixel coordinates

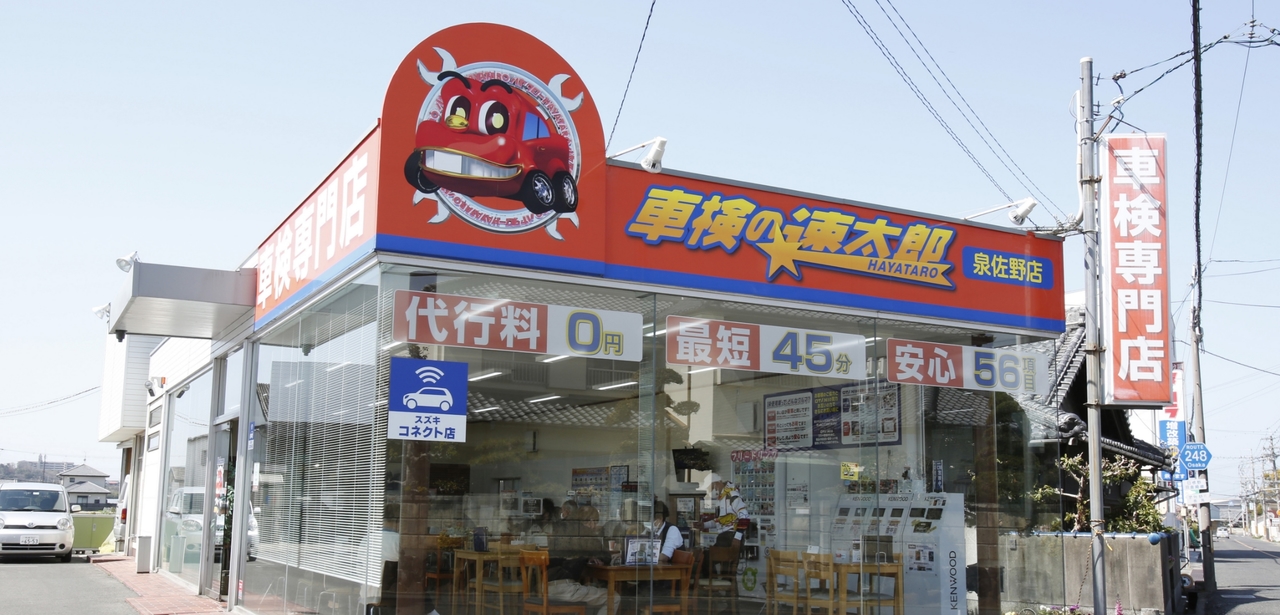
[546,505,617,615]
[646,502,684,564]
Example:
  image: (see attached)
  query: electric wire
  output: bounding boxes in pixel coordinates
[1212,258,1280,264]
[837,0,1012,202]
[605,0,658,151]
[1202,349,1280,378]
[0,386,100,418]
[1206,36,1253,262]
[1205,299,1280,309]
[873,0,1067,224]
[1205,265,1280,278]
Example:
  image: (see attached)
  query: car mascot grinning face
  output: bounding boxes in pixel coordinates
[405,71,578,215]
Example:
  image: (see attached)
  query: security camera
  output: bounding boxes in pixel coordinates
[1007,198,1038,226]
[144,381,156,397]
[640,138,667,174]
[175,386,190,399]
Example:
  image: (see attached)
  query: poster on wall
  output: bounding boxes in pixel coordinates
[571,466,609,506]
[764,382,901,451]
[608,465,629,521]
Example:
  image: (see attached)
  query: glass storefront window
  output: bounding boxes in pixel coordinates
[159,369,213,587]
[233,261,1068,615]
[220,348,244,417]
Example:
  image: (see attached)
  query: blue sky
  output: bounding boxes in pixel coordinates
[0,1,1275,496]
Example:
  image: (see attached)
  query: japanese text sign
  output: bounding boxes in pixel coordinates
[255,130,381,325]
[885,338,1049,396]
[391,290,643,361]
[665,315,867,380]
[1100,134,1171,405]
[763,382,900,451]
[1159,419,1187,481]
[388,357,468,443]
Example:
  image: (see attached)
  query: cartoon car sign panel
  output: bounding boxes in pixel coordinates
[406,69,577,215]
[403,386,454,412]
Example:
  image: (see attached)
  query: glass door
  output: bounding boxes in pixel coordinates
[203,419,238,600]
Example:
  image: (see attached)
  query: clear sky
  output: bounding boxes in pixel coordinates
[0,1,1274,496]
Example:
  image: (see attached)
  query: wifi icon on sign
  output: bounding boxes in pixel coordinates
[415,366,445,384]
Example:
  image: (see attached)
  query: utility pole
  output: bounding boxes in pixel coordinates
[1188,305,1214,589]
[1078,56,1107,613]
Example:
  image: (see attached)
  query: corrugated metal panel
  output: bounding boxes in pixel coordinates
[99,335,163,442]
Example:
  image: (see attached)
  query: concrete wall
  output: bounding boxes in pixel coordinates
[1000,533,1176,614]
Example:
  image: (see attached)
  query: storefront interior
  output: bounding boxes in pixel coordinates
[204,260,1074,615]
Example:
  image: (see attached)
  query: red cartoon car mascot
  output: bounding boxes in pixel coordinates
[405,71,577,215]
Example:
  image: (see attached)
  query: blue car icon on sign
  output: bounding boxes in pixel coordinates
[403,387,454,412]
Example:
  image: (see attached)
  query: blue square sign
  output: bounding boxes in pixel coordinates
[388,357,468,443]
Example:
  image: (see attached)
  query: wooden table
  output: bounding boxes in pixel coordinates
[834,561,905,615]
[584,563,693,615]
[453,548,521,613]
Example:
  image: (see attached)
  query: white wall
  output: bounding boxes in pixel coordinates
[98,334,163,442]
[148,338,212,390]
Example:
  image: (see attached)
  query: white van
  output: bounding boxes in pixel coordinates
[0,482,79,562]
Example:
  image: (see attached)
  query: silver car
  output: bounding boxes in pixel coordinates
[0,482,78,562]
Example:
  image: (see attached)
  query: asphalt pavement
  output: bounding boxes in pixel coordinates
[0,553,139,615]
[1208,533,1280,614]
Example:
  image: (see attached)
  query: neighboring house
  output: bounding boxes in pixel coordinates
[58,464,110,490]
[66,480,112,505]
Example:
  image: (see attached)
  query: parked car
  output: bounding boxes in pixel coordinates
[0,482,79,562]
[113,475,130,545]
[162,486,260,564]
[1215,526,1230,539]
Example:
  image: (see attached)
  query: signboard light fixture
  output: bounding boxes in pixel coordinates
[960,197,1039,226]
[608,137,667,174]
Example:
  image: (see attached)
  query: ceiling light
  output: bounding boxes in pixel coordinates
[593,380,637,391]
[475,406,499,413]
[468,368,507,382]
[688,367,717,374]
[325,361,353,372]
[645,328,668,338]
[283,380,304,388]
[115,251,139,273]
[526,394,562,403]
[536,354,571,363]
[381,341,406,351]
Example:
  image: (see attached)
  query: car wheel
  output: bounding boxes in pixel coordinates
[520,171,556,214]
[406,399,418,410]
[60,552,72,563]
[404,152,440,193]
[552,172,578,213]
[440,401,451,412]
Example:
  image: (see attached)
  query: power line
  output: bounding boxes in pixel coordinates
[1212,257,1280,264]
[1205,265,1280,278]
[605,0,658,151]
[1202,349,1280,378]
[872,0,1067,223]
[1205,299,1280,309]
[837,0,1012,202]
[0,386,100,418]
[1207,33,1253,261]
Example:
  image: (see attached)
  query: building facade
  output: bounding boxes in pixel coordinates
[96,23,1088,615]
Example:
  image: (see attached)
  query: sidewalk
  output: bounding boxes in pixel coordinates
[91,555,225,615]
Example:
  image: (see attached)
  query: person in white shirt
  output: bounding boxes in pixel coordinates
[700,473,750,547]
[648,502,684,563]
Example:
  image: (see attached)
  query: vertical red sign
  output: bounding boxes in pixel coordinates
[1100,134,1170,405]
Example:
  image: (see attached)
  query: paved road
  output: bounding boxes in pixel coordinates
[0,554,138,615]
[1209,533,1280,614]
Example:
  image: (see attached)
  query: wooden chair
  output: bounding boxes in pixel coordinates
[802,553,840,615]
[642,549,696,615]
[520,550,589,615]
[841,556,904,615]
[766,550,805,615]
[482,544,525,615]
[697,546,740,615]
[424,535,455,597]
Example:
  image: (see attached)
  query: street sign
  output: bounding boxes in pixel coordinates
[1181,442,1212,471]
[1183,490,1211,506]
[1159,420,1187,481]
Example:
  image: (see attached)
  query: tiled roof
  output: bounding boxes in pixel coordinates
[57,464,108,478]
[66,482,111,494]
